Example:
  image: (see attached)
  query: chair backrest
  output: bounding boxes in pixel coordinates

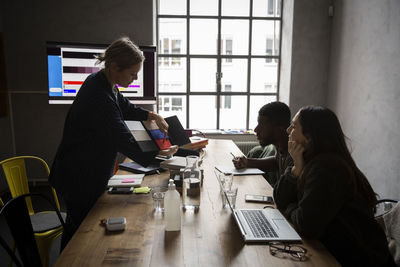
[0,193,67,267]
[382,202,400,265]
[0,156,61,213]
[0,234,23,267]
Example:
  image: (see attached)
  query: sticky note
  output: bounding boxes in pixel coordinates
[122,178,136,183]
[134,187,151,194]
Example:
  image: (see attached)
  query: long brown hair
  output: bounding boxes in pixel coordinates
[298,106,377,211]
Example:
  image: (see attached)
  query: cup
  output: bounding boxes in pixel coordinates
[222,187,238,209]
[152,187,167,212]
[219,173,233,193]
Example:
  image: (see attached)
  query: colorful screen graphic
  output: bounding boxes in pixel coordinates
[47,42,156,104]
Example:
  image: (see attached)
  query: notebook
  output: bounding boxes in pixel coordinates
[118,161,161,175]
[215,171,301,242]
[215,165,265,176]
[159,156,187,170]
[107,174,145,188]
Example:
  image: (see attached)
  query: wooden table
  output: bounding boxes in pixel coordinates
[54,139,339,266]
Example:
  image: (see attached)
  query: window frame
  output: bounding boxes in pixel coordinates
[156,0,283,129]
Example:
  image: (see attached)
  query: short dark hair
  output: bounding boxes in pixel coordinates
[258,101,291,128]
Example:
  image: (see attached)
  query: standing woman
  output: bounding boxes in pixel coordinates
[49,37,177,250]
[274,106,395,266]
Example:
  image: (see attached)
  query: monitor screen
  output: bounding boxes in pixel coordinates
[47,41,156,104]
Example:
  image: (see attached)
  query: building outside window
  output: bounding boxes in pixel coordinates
[157,0,282,130]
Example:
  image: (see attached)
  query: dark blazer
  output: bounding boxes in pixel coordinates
[49,70,157,204]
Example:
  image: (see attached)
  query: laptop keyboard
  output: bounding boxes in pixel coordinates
[242,210,278,238]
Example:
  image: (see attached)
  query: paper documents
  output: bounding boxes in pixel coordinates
[215,165,265,176]
[107,174,145,187]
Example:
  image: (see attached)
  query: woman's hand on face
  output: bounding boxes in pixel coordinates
[232,156,247,169]
[288,141,305,177]
[158,145,179,157]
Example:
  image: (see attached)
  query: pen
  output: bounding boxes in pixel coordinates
[230,152,236,159]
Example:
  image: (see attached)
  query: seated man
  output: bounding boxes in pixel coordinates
[233,101,292,188]
[246,144,279,186]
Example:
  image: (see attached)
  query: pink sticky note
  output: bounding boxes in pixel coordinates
[122,178,135,183]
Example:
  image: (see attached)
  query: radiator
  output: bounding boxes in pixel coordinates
[234,141,260,156]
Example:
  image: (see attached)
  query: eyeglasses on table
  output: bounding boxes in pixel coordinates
[269,241,308,261]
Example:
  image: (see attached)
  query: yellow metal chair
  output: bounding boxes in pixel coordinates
[0,156,66,267]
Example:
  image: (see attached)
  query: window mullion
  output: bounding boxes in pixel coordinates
[216,0,222,129]
[186,0,190,128]
[246,0,254,130]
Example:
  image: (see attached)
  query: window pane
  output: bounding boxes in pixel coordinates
[253,0,282,17]
[253,0,268,17]
[221,20,249,55]
[190,0,218,15]
[190,19,218,55]
[158,95,187,127]
[219,96,247,129]
[158,57,186,92]
[159,0,186,15]
[190,58,217,92]
[250,58,278,92]
[221,0,250,16]
[159,18,187,54]
[248,95,277,129]
[189,96,216,129]
[251,20,280,56]
[221,59,247,92]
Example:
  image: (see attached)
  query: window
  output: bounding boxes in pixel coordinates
[159,37,182,66]
[157,0,282,130]
[221,37,233,63]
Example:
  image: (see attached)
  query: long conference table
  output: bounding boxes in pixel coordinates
[54,139,339,266]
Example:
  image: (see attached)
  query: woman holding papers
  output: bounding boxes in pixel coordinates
[49,37,177,250]
[274,106,395,266]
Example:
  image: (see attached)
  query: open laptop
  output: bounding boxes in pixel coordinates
[215,171,301,242]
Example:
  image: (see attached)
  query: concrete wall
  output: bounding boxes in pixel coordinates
[281,0,332,114]
[328,0,400,199]
[0,0,154,186]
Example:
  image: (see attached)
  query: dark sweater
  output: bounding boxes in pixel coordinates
[274,153,393,266]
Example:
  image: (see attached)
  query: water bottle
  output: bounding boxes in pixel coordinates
[165,179,181,231]
[182,156,201,211]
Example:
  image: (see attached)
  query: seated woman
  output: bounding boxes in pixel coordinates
[274,106,395,266]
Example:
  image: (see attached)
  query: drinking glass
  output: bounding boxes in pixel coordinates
[152,187,167,212]
[222,187,238,209]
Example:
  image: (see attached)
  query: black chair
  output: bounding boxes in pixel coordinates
[0,234,23,267]
[375,198,399,217]
[0,193,67,267]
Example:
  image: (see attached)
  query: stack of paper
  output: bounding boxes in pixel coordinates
[181,137,208,150]
[107,174,145,188]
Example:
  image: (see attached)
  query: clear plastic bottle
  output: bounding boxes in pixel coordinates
[164,179,181,231]
[182,156,201,211]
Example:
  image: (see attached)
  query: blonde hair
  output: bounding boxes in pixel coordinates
[95,37,144,70]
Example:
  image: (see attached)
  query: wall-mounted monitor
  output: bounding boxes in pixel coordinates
[47,41,156,104]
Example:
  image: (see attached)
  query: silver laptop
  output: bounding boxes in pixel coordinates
[216,171,301,242]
